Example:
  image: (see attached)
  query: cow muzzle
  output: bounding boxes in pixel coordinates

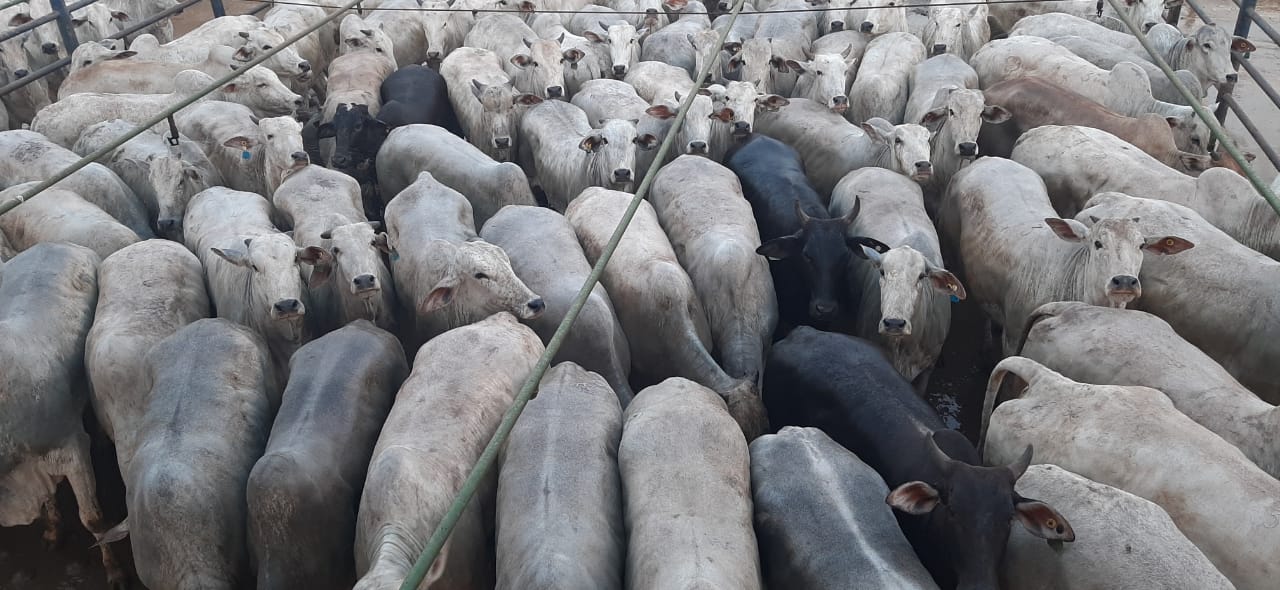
[829,21,844,32]
[157,217,182,239]
[957,142,978,158]
[612,64,628,78]
[912,161,933,181]
[353,274,379,295]
[494,136,512,149]
[1106,275,1141,307]
[831,95,849,114]
[612,168,633,184]
[272,298,305,320]
[860,21,874,33]
[732,121,751,138]
[810,299,838,320]
[42,42,58,55]
[931,43,947,57]
[687,140,708,154]
[547,86,564,98]
[880,317,910,336]
[521,297,546,319]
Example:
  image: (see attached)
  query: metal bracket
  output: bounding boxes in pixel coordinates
[166,115,180,146]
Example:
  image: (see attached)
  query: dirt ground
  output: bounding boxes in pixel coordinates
[1,0,1278,588]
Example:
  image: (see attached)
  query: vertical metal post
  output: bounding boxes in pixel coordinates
[1235,0,1257,37]
[46,0,79,54]
[1207,0,1255,152]
[211,0,226,17]
[1166,0,1183,25]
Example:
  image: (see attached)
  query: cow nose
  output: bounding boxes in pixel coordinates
[291,151,309,163]
[14,69,28,78]
[547,85,563,98]
[830,21,844,32]
[42,42,57,54]
[332,154,350,167]
[526,297,546,316]
[932,43,947,56]
[353,274,378,292]
[612,168,633,183]
[832,95,848,108]
[299,61,311,72]
[273,298,303,315]
[427,50,441,60]
[733,121,750,135]
[688,140,708,154]
[811,300,837,318]
[915,161,932,172]
[612,64,627,77]
[958,142,978,156]
[860,21,874,33]
[1142,21,1158,32]
[1109,275,1140,292]
[293,97,304,107]
[494,136,511,149]
[157,217,181,236]
[882,318,907,334]
[718,0,730,9]
[1225,73,1238,84]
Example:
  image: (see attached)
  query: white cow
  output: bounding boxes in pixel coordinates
[72,120,224,241]
[1002,464,1234,590]
[939,157,1193,356]
[85,240,210,476]
[355,312,543,590]
[0,184,139,260]
[708,80,789,159]
[366,0,427,69]
[849,0,908,36]
[172,100,269,197]
[0,15,52,126]
[183,187,332,376]
[420,0,474,64]
[376,124,536,228]
[579,19,646,79]
[567,187,766,438]
[620,378,762,589]
[786,47,856,114]
[441,47,544,162]
[105,0,177,42]
[987,0,1166,36]
[922,3,988,61]
[466,14,569,99]
[984,357,1280,590]
[495,362,625,588]
[384,171,544,347]
[519,100,650,211]
[832,168,964,391]
[1074,192,1280,405]
[638,0,710,77]
[755,99,933,197]
[1011,125,1280,260]
[0,129,152,237]
[849,32,926,125]
[623,60,697,104]
[650,155,777,392]
[127,15,312,83]
[263,0,333,98]
[1019,299,1280,477]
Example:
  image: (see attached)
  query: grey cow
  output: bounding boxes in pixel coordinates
[567,187,765,439]
[751,427,939,589]
[248,320,408,590]
[112,318,275,590]
[0,243,125,590]
[481,205,634,405]
[496,362,625,589]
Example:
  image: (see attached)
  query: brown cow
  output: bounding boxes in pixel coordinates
[978,76,1209,174]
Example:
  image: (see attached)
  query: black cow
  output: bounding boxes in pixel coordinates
[726,133,887,327]
[763,327,1075,590]
[378,64,463,135]
[317,103,381,173]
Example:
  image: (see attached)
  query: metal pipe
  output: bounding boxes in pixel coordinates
[0,56,70,98]
[48,0,81,54]
[0,0,368,217]
[1234,52,1280,110]
[1105,0,1280,214]
[1234,0,1256,38]
[1182,0,1215,24]
[1166,0,1184,25]
[0,0,98,44]
[211,0,226,16]
[393,0,751,586]
[1219,93,1280,173]
[1227,0,1280,48]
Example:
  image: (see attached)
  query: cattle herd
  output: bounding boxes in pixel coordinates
[1,0,1279,588]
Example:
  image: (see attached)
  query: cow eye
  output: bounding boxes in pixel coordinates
[918,273,927,280]
[257,83,267,88]
[816,70,824,75]
[251,264,260,272]
[878,268,885,276]
[331,247,341,255]
[894,138,903,145]
[474,272,489,280]
[1191,137,1202,145]
[263,45,273,50]
[1093,240,1103,249]
[266,134,274,140]
[1203,43,1212,49]
[948,109,955,116]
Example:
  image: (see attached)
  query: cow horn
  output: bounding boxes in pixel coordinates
[841,196,861,225]
[1007,445,1034,480]
[793,200,811,225]
[523,37,534,48]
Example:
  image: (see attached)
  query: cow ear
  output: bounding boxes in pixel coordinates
[234,46,254,61]
[722,41,742,55]
[886,481,941,515]
[1165,116,1180,128]
[71,17,87,25]
[316,123,335,139]
[111,10,129,21]
[927,268,966,299]
[634,134,659,150]
[1179,152,1212,172]
[1044,218,1088,242]
[8,12,32,26]
[510,53,532,68]
[768,56,788,72]
[1232,37,1257,53]
[583,30,603,43]
[372,232,392,254]
[470,78,487,100]
[783,59,805,74]
[920,107,947,131]
[860,120,892,142]
[756,235,801,260]
[1014,498,1076,541]
[854,243,883,263]
[711,107,734,122]
[421,276,460,314]
[211,247,252,268]
[562,48,584,63]
[238,30,251,39]
[579,134,608,152]
[757,94,789,111]
[221,135,258,149]
[982,105,1012,124]
[645,104,677,119]
[222,82,239,93]
[514,93,543,106]
[297,245,334,270]
[848,236,890,255]
[1142,236,1194,255]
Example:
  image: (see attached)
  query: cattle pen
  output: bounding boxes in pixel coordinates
[2,0,1280,586]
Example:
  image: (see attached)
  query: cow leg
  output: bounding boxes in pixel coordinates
[61,432,127,590]
[41,494,62,550]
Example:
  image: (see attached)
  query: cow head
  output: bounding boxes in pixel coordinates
[1043,216,1193,309]
[318,104,387,171]
[715,80,789,140]
[260,116,310,186]
[887,436,1075,590]
[724,38,772,92]
[757,198,889,320]
[786,47,856,114]
[232,26,312,81]
[69,41,135,72]
[582,21,644,79]
[219,64,303,118]
[511,37,567,99]
[922,7,965,58]
[859,0,908,36]
[646,92,713,156]
[856,245,965,336]
[148,157,217,241]
[818,0,855,34]
[1182,24,1254,91]
[1164,112,1210,155]
[211,235,332,330]
[1115,0,1167,33]
[319,221,392,308]
[417,240,545,321]
[469,79,543,155]
[920,88,1008,160]
[861,118,933,182]
[581,118,646,188]
[421,0,470,63]
[338,14,395,68]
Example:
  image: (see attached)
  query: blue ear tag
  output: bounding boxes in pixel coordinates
[390,251,400,261]
[950,294,960,303]
[241,150,252,161]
